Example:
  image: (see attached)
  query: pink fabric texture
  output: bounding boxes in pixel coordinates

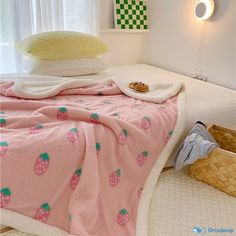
[0,82,177,236]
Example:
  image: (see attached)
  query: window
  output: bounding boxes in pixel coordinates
[0,0,99,74]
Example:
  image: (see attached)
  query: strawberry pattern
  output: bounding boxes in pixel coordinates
[137,151,149,167]
[57,107,68,121]
[0,141,8,157]
[35,203,51,223]
[0,84,178,235]
[71,168,82,190]
[29,124,43,134]
[67,128,79,142]
[96,143,101,152]
[165,130,173,144]
[90,113,100,123]
[117,209,129,226]
[141,116,151,129]
[0,118,6,127]
[34,153,50,175]
[109,169,121,187]
[0,187,11,208]
[118,129,128,145]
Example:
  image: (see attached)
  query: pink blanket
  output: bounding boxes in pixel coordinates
[0,81,177,236]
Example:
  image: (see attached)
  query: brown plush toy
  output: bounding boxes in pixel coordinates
[129,82,149,92]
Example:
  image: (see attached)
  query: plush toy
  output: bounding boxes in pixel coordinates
[128,82,149,92]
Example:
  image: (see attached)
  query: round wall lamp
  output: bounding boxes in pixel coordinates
[194,0,215,20]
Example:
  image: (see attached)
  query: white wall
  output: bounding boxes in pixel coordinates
[99,0,147,65]
[142,0,236,90]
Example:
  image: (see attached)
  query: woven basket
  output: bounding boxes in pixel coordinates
[188,125,236,197]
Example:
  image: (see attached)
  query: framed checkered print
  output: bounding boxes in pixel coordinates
[114,0,148,30]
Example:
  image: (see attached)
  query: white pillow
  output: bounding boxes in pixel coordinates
[23,58,108,76]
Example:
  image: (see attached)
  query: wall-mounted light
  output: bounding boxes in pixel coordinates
[194,0,215,20]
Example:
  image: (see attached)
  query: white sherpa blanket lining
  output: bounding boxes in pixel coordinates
[1,74,183,103]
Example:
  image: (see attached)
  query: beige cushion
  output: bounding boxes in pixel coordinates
[16,31,109,60]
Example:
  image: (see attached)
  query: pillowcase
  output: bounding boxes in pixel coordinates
[16,31,109,60]
[23,58,108,77]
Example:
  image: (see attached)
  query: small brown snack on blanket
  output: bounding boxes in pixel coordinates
[129,82,149,92]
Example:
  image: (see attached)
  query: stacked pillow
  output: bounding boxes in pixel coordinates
[17,31,109,76]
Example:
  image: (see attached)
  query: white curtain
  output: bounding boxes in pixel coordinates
[0,0,99,74]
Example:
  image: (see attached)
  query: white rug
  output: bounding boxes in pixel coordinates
[149,169,236,236]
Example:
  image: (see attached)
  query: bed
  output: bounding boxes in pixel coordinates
[0,64,235,236]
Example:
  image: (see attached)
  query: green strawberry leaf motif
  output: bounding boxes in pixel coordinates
[40,153,49,161]
[96,143,101,151]
[143,151,149,157]
[59,107,67,113]
[122,129,128,137]
[36,124,43,129]
[116,169,121,176]
[70,128,78,133]
[1,188,11,196]
[0,141,8,147]
[0,118,6,124]
[0,111,5,114]
[41,203,50,211]
[75,168,82,176]
[144,116,150,121]
[91,113,99,120]
[119,209,128,215]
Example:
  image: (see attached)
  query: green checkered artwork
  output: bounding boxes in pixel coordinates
[114,0,148,30]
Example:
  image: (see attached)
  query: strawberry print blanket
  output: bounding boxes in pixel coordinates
[0,78,182,236]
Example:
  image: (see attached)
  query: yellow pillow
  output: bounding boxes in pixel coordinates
[16,31,109,60]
